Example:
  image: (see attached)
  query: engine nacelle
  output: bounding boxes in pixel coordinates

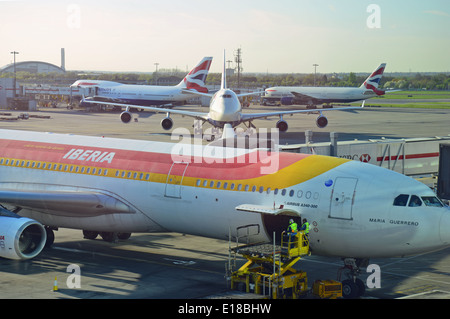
[276,120,289,132]
[316,115,328,128]
[0,216,46,260]
[161,117,174,131]
[120,111,133,124]
[280,97,293,106]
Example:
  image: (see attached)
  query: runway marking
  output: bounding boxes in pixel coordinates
[396,290,450,299]
[52,246,221,275]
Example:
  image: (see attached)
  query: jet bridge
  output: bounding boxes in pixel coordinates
[282,132,450,187]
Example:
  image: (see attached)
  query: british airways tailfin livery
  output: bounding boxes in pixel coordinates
[360,63,386,96]
[71,57,213,108]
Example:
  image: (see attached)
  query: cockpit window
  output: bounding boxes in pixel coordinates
[421,196,444,207]
[408,195,422,207]
[221,94,232,98]
[393,194,409,206]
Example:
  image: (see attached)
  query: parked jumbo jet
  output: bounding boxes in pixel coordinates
[0,127,448,298]
[70,57,213,109]
[264,63,388,107]
[81,52,363,132]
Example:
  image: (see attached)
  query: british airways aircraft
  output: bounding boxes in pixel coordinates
[81,52,362,132]
[264,63,388,107]
[71,57,213,108]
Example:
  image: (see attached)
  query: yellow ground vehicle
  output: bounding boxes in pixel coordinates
[227,230,310,299]
[312,280,343,299]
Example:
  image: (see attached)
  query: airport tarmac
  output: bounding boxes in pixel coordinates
[0,105,450,300]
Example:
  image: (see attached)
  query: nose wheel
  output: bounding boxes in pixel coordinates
[338,258,368,299]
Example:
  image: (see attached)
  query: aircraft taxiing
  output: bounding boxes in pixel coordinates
[80,52,363,133]
[71,57,213,108]
[264,63,388,107]
[0,127,448,299]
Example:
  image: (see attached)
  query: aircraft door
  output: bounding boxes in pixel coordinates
[329,177,358,220]
[165,162,189,198]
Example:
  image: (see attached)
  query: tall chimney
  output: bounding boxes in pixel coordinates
[61,48,66,71]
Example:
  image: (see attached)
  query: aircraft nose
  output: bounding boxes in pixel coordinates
[439,209,450,244]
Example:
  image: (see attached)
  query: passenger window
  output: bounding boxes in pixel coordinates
[393,194,409,206]
[408,195,422,207]
[421,196,444,207]
[289,190,295,197]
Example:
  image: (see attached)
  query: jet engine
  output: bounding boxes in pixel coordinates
[280,97,293,106]
[120,111,133,124]
[0,215,47,260]
[276,120,289,132]
[316,115,328,128]
[161,117,174,131]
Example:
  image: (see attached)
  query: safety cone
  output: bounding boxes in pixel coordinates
[53,276,59,292]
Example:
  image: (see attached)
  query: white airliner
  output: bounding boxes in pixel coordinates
[70,57,213,108]
[80,52,363,132]
[264,63,387,107]
[0,127,449,298]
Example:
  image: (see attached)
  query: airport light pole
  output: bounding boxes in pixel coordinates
[10,51,19,97]
[313,64,319,87]
[154,62,159,85]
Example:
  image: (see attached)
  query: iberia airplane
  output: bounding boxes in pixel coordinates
[0,127,449,298]
[71,57,213,108]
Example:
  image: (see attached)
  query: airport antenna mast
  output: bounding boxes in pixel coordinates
[234,48,242,89]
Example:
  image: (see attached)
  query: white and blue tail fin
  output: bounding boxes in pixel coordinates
[178,56,213,93]
[360,63,387,96]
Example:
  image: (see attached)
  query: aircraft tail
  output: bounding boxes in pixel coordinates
[221,50,227,90]
[178,57,213,93]
[360,63,386,96]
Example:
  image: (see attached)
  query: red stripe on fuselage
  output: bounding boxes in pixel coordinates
[0,139,309,180]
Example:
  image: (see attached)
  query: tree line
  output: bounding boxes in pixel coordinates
[1,70,449,90]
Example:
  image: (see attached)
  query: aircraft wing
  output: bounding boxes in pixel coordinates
[0,189,136,217]
[240,105,363,122]
[80,99,210,121]
[290,91,322,104]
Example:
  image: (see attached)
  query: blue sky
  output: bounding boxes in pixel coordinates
[0,0,449,74]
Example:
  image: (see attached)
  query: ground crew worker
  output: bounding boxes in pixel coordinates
[300,218,309,236]
[287,219,298,238]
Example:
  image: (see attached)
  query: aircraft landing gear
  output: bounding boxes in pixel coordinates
[82,230,132,242]
[338,258,369,299]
